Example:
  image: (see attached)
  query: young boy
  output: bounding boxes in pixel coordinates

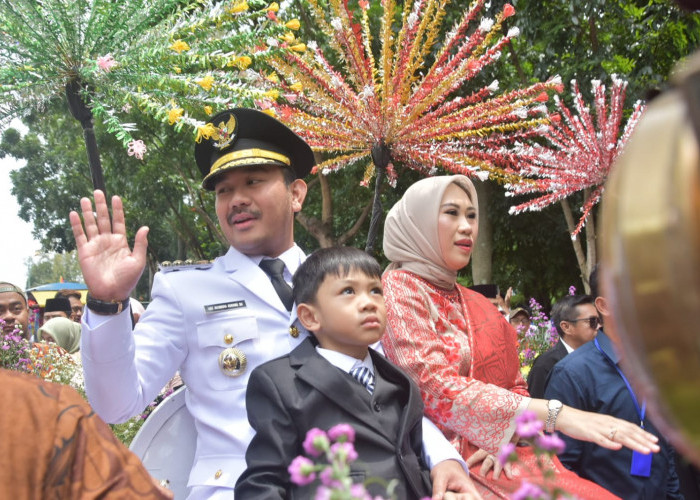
[235,247,437,499]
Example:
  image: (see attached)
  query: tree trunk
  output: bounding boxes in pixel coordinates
[471,180,493,284]
[560,197,590,293]
[296,174,373,248]
[583,188,596,291]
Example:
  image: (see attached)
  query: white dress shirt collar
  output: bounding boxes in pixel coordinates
[560,338,576,354]
[315,346,374,375]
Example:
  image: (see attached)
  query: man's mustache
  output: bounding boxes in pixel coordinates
[227,208,261,225]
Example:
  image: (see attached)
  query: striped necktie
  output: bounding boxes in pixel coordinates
[350,365,375,394]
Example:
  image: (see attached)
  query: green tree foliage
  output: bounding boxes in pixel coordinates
[0,0,294,144]
[25,251,83,287]
[509,0,700,99]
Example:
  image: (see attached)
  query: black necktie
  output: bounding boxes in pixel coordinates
[350,365,375,394]
[259,258,294,311]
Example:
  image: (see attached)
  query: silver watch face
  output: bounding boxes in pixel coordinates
[549,399,563,410]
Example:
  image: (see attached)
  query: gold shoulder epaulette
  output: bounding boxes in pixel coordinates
[159,259,214,273]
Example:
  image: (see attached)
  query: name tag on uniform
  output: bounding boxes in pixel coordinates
[631,450,652,477]
[204,301,246,314]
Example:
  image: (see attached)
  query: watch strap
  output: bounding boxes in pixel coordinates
[86,294,130,315]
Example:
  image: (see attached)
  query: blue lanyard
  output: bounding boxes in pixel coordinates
[594,337,646,428]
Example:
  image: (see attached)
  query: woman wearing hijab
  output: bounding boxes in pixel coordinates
[40,317,82,356]
[381,175,659,498]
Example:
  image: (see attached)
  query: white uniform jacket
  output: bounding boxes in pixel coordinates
[81,245,308,490]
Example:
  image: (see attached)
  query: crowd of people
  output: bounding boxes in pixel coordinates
[0,103,696,499]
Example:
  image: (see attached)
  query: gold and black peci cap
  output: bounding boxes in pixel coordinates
[195,108,315,190]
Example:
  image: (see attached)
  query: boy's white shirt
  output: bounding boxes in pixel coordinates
[316,345,468,473]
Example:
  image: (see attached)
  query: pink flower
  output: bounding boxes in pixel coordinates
[512,480,547,500]
[288,455,316,486]
[515,410,544,438]
[127,139,147,160]
[330,441,358,462]
[319,466,342,488]
[349,483,369,498]
[535,433,566,454]
[97,54,118,72]
[303,428,330,457]
[314,486,332,500]
[328,423,355,443]
[502,4,515,18]
[498,442,517,466]
[568,286,577,295]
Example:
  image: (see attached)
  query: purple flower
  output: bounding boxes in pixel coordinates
[516,410,544,438]
[288,455,316,486]
[568,286,577,295]
[498,442,517,466]
[330,441,358,463]
[512,480,548,500]
[319,466,342,488]
[349,483,369,498]
[1,345,9,351]
[314,486,332,500]
[328,423,355,443]
[303,428,330,457]
[535,433,566,454]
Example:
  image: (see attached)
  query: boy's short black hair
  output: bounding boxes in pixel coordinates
[293,247,382,306]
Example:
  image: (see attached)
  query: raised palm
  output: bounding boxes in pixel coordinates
[70,191,149,301]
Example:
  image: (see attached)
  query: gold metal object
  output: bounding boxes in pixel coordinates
[224,334,234,345]
[218,347,247,377]
[289,326,299,338]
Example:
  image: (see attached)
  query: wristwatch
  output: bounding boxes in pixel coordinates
[545,399,563,433]
[86,294,130,315]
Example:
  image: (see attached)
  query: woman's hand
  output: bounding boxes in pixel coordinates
[465,448,513,480]
[556,405,660,454]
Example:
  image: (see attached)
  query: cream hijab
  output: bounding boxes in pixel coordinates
[383,175,478,289]
[40,317,82,354]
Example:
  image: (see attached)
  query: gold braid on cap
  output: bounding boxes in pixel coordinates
[210,148,290,175]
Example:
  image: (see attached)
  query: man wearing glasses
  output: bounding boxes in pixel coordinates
[527,294,599,398]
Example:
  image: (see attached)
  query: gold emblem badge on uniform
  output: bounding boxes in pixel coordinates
[218,347,247,377]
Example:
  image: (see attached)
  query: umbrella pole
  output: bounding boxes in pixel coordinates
[65,80,106,194]
[364,141,391,255]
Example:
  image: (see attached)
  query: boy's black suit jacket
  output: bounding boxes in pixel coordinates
[235,337,432,499]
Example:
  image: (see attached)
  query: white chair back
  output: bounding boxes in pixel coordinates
[129,387,196,499]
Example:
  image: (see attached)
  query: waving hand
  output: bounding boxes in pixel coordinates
[69,190,149,302]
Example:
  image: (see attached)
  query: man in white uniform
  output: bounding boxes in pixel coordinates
[70,108,478,499]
